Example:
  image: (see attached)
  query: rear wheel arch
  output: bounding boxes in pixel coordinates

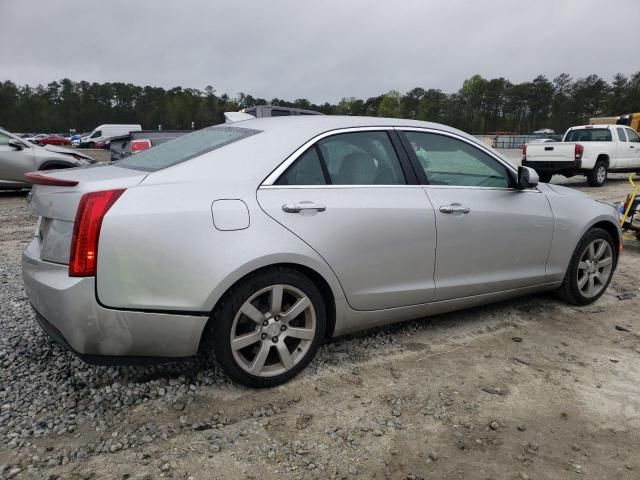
[199,262,337,354]
[596,154,610,168]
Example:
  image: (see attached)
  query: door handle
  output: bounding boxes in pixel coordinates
[282,202,327,213]
[439,204,470,214]
[631,145,636,149]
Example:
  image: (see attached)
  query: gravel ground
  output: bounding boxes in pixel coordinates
[1,174,640,480]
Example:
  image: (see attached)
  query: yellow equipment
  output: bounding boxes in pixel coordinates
[617,113,640,132]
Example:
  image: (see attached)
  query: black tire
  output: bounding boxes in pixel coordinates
[557,228,616,305]
[88,141,95,149]
[587,161,607,187]
[206,267,326,388]
[537,171,552,183]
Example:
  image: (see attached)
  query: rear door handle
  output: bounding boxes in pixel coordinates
[282,202,327,213]
[439,204,470,214]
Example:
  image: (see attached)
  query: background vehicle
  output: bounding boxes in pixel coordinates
[532,128,554,135]
[109,130,192,162]
[22,116,620,387]
[0,128,95,189]
[25,133,50,144]
[523,124,640,186]
[37,134,71,146]
[241,105,322,117]
[79,124,142,148]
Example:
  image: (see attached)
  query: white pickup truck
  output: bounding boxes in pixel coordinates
[522,124,640,186]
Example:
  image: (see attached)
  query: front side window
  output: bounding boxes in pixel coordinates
[617,128,628,142]
[90,130,101,138]
[626,129,640,143]
[117,126,260,172]
[276,131,407,186]
[0,132,11,146]
[404,131,510,188]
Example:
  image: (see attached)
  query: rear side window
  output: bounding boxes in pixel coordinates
[275,148,326,185]
[617,128,628,142]
[275,131,407,185]
[564,128,612,142]
[627,129,640,143]
[271,109,291,117]
[116,126,260,172]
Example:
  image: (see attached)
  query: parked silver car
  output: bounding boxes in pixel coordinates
[0,128,95,189]
[22,116,621,387]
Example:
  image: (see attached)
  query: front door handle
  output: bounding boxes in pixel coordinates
[282,202,327,213]
[439,203,470,214]
[631,145,636,149]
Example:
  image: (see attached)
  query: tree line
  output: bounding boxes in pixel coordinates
[0,72,639,135]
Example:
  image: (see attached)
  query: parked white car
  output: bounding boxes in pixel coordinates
[79,124,141,148]
[523,124,640,186]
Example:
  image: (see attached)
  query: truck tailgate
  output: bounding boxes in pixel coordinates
[525,142,576,163]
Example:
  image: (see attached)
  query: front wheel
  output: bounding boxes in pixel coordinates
[557,228,616,305]
[587,161,607,187]
[208,267,326,388]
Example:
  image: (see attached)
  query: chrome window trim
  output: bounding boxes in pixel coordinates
[261,126,397,186]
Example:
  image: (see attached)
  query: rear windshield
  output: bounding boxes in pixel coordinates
[116,126,260,172]
[564,128,612,142]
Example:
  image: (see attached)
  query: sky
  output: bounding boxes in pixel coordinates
[1,0,638,103]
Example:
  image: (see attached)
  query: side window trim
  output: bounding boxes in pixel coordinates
[617,127,628,142]
[396,128,517,188]
[314,144,332,184]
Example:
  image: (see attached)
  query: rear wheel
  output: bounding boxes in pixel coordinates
[207,267,326,388]
[557,228,616,305]
[537,171,552,183]
[587,161,607,187]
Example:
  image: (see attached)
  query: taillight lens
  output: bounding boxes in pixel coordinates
[575,143,584,159]
[522,144,527,161]
[69,189,125,277]
[131,139,151,154]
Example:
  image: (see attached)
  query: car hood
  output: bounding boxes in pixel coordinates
[543,183,591,199]
[40,144,96,162]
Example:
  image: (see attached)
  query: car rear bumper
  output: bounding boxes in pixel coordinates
[522,159,582,172]
[22,238,208,362]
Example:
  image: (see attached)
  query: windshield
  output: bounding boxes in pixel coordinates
[116,126,260,172]
[564,128,612,142]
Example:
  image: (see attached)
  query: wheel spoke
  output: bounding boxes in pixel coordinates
[231,331,262,351]
[286,327,314,340]
[249,343,271,375]
[588,243,596,260]
[587,275,596,295]
[271,285,284,315]
[578,261,589,271]
[594,241,607,260]
[598,257,612,267]
[240,302,264,324]
[276,342,294,370]
[578,273,589,290]
[283,296,311,321]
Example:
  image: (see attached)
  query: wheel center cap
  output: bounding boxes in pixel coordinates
[265,322,281,337]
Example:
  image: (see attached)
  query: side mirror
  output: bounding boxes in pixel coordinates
[517,166,539,189]
[8,140,24,151]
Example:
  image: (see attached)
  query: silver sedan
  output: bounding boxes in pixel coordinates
[22,116,620,387]
[0,128,95,189]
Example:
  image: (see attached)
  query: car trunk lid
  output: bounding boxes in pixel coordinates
[28,164,147,265]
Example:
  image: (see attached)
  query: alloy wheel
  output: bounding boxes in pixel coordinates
[596,165,606,184]
[576,239,613,298]
[230,284,316,377]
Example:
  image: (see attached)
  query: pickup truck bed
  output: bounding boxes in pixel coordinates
[523,124,640,186]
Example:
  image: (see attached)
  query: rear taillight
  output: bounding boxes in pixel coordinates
[575,143,584,160]
[522,144,527,161]
[25,171,79,187]
[131,139,151,154]
[69,189,125,277]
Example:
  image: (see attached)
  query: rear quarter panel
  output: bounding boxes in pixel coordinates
[96,181,346,312]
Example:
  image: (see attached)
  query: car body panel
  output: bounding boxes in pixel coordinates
[21,116,621,360]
